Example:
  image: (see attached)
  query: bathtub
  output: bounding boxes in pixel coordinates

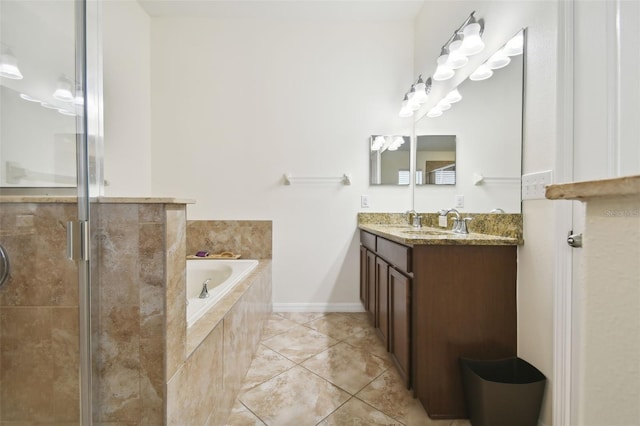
[186,259,259,328]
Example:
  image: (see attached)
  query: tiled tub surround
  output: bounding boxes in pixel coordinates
[186,220,272,259]
[358,212,523,243]
[0,197,273,425]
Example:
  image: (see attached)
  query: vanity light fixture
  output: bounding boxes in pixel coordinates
[469,63,493,81]
[399,94,414,118]
[503,31,524,56]
[53,76,74,102]
[437,99,452,111]
[19,93,40,103]
[433,54,455,81]
[458,22,485,56]
[0,46,24,80]
[371,135,386,151]
[445,40,468,70]
[398,76,431,118]
[427,107,443,118]
[486,49,511,70]
[444,88,462,104]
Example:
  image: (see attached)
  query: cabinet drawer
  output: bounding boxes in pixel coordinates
[377,237,411,274]
[360,230,376,251]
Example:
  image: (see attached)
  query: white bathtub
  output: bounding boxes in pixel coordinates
[186,259,259,328]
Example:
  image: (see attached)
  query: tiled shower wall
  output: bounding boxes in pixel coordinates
[0,201,186,425]
[0,202,80,423]
[186,220,272,259]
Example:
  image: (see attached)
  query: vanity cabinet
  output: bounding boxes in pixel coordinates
[359,229,517,419]
[359,231,412,387]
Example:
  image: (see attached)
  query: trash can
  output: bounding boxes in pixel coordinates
[460,357,546,426]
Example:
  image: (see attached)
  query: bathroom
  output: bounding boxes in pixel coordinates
[1,0,638,425]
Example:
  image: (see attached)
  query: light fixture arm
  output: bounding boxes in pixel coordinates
[440,11,482,54]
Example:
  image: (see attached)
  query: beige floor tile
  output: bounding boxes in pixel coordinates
[260,313,300,341]
[239,366,350,426]
[356,368,414,424]
[241,344,296,392]
[344,327,391,360]
[301,341,390,394]
[275,312,327,324]
[225,400,266,425]
[318,397,401,425]
[305,312,371,341]
[262,324,338,363]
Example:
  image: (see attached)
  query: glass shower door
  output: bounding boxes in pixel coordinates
[0,0,92,423]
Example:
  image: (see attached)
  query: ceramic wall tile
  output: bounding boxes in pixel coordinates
[52,307,80,422]
[186,220,272,259]
[165,205,187,380]
[138,222,165,339]
[140,337,165,425]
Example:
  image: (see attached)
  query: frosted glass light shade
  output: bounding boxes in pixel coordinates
[20,93,40,102]
[486,49,511,70]
[393,136,405,146]
[413,79,428,104]
[458,23,484,56]
[503,31,524,56]
[433,54,454,81]
[445,40,468,69]
[437,100,451,111]
[0,53,23,79]
[470,64,493,81]
[444,88,462,104]
[399,98,413,117]
[53,78,74,102]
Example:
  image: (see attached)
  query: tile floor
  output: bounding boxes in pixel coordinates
[227,312,471,426]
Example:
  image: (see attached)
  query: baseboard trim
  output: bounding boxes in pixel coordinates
[272,303,365,313]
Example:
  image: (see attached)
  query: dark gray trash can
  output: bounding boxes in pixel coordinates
[460,357,546,426]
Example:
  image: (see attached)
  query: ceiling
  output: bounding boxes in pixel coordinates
[138,0,425,21]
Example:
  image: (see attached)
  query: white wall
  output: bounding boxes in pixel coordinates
[413,3,559,425]
[102,0,152,196]
[150,16,414,308]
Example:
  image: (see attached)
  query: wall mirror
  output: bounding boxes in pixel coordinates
[416,135,456,185]
[414,29,525,213]
[369,135,411,185]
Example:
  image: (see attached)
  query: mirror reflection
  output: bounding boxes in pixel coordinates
[416,135,456,185]
[414,29,525,213]
[369,135,410,185]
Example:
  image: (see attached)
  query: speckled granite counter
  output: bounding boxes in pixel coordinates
[358,212,523,246]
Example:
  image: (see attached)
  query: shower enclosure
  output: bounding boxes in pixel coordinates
[0,0,101,423]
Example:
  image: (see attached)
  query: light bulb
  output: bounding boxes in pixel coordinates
[458,22,484,56]
[445,40,468,70]
[433,54,454,81]
[399,97,413,118]
[0,52,24,80]
[444,88,462,104]
[470,64,493,81]
[486,49,511,70]
[503,31,524,56]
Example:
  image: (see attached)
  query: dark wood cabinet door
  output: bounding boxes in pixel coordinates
[359,245,367,307]
[389,266,411,387]
[366,249,377,326]
[375,257,389,349]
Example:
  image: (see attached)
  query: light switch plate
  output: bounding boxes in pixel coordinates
[361,195,370,208]
[522,170,553,200]
[454,194,464,208]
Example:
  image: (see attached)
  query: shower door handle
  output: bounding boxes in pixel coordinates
[0,243,9,287]
[67,220,90,261]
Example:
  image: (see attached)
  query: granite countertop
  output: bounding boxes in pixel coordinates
[359,223,520,246]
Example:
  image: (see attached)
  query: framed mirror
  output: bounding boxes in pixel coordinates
[416,135,456,185]
[369,135,410,185]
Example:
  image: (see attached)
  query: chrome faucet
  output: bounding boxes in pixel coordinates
[199,278,211,299]
[490,208,505,214]
[439,208,471,234]
[406,210,422,229]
